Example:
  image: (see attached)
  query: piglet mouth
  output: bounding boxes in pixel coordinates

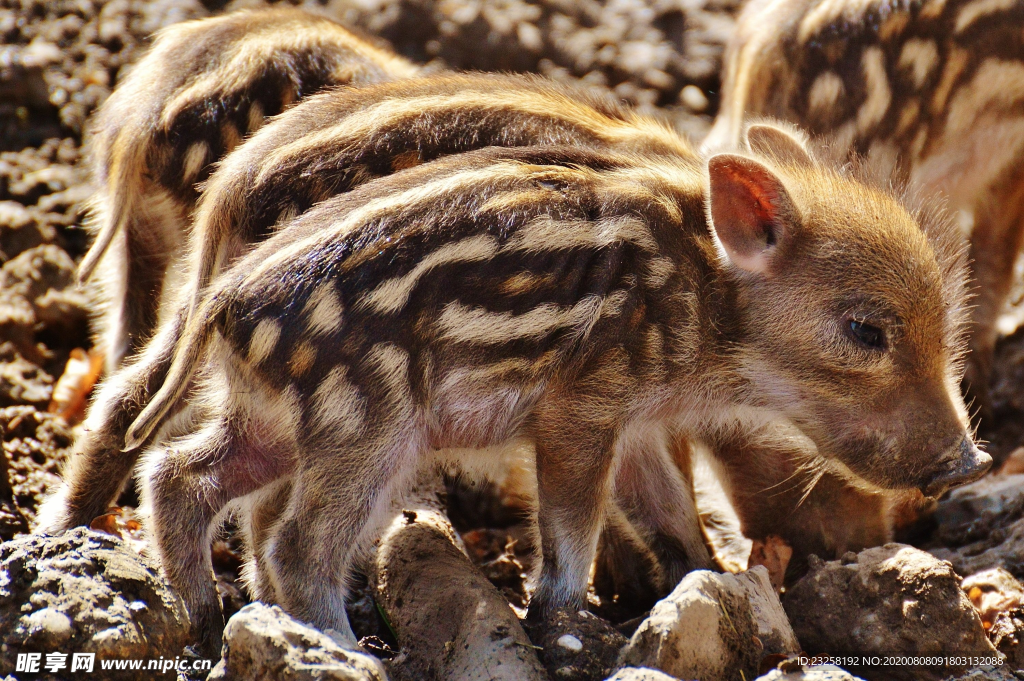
[922,437,993,498]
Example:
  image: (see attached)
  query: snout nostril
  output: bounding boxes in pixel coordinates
[922,437,992,498]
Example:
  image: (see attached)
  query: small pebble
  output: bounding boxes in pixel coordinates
[680,84,709,112]
[556,634,583,652]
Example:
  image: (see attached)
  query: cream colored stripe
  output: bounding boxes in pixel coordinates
[856,47,891,133]
[181,141,209,184]
[311,364,365,438]
[304,283,345,335]
[956,0,1017,33]
[248,318,281,364]
[236,163,535,290]
[502,214,658,254]
[256,89,686,186]
[359,234,499,313]
[437,296,605,345]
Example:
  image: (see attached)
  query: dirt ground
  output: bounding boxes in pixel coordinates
[2,0,1024,673]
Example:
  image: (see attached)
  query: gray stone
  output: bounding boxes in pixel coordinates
[207,603,385,681]
[783,544,996,681]
[618,566,799,681]
[0,528,189,681]
[934,475,1024,528]
[930,475,1024,579]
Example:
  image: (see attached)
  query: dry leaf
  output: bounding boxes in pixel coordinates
[748,535,793,593]
[48,347,104,423]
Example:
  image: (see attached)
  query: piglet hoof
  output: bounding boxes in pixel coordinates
[192,604,226,662]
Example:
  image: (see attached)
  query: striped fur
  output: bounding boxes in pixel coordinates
[40,72,698,537]
[81,7,418,372]
[706,0,1024,417]
[127,138,982,654]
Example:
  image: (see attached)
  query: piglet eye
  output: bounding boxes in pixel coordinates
[847,319,886,350]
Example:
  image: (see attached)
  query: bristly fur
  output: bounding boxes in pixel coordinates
[706,0,1024,417]
[41,39,987,652]
[41,71,699,539]
[79,7,418,372]
[127,123,982,655]
[35,8,420,539]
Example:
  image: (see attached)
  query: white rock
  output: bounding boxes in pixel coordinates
[756,665,865,680]
[606,667,680,680]
[618,566,798,681]
[558,634,584,652]
[207,603,386,681]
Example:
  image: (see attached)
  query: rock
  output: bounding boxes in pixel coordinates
[961,569,1024,669]
[934,475,1024,531]
[2,405,71,526]
[605,667,680,680]
[0,245,89,362]
[929,475,1024,579]
[963,568,1024,629]
[756,665,865,681]
[945,666,1023,680]
[0,344,53,407]
[987,608,1024,671]
[207,603,386,681]
[0,201,55,260]
[0,424,28,541]
[527,607,628,680]
[783,544,996,680]
[372,477,547,681]
[618,566,799,681]
[0,528,189,680]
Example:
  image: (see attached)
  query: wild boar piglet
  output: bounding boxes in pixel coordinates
[707,0,1024,416]
[36,10,418,534]
[38,72,694,535]
[125,129,988,654]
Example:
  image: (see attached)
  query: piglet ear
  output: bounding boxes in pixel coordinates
[746,123,815,168]
[706,153,799,275]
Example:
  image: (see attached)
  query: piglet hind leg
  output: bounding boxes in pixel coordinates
[36,312,187,534]
[965,177,1024,430]
[263,424,418,644]
[143,416,292,658]
[614,429,715,589]
[238,477,294,605]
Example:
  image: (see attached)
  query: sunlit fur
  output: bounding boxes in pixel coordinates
[80,7,417,372]
[125,128,978,654]
[41,57,987,649]
[707,0,1024,416]
[39,72,698,537]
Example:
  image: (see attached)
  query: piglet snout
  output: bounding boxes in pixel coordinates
[922,437,992,498]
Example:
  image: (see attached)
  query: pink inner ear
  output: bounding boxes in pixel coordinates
[708,155,793,273]
[729,166,778,229]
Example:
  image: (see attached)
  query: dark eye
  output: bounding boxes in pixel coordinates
[847,319,886,350]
